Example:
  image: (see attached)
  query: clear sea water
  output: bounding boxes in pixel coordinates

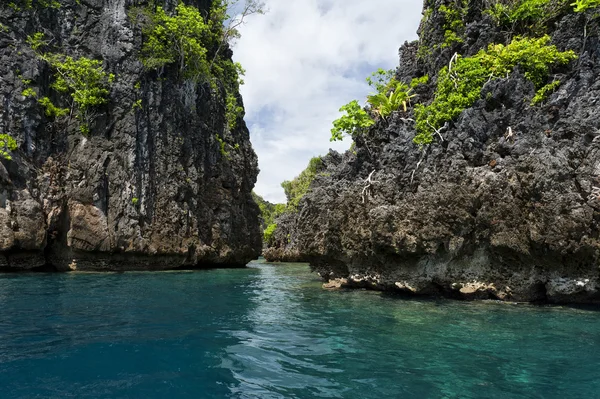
[1,259,599,399]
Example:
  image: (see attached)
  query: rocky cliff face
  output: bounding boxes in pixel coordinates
[0,0,261,271]
[267,0,600,303]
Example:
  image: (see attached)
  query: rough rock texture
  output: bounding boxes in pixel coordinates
[267,1,600,303]
[263,211,307,262]
[0,0,261,271]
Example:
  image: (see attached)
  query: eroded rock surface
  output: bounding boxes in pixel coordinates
[0,0,261,271]
[266,1,600,303]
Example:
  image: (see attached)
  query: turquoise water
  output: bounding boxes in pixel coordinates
[1,260,599,398]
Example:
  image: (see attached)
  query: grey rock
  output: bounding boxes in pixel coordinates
[0,0,261,271]
[267,1,600,303]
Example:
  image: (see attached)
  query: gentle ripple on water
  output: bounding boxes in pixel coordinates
[0,260,599,398]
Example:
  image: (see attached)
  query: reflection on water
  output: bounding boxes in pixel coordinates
[0,260,599,398]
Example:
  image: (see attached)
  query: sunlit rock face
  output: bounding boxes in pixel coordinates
[0,0,261,271]
[266,1,600,303]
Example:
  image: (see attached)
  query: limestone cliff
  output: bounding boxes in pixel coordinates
[266,0,600,303]
[0,0,261,271]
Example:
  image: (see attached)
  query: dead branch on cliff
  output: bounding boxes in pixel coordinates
[427,121,448,142]
[362,170,380,203]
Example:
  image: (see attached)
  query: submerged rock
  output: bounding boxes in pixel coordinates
[266,0,600,303]
[0,1,261,271]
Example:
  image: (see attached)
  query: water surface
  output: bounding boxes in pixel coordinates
[1,260,599,398]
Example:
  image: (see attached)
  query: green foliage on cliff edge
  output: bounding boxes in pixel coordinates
[130,1,259,131]
[485,0,599,30]
[281,157,323,210]
[263,223,277,246]
[571,0,600,12]
[0,135,18,160]
[252,192,285,228]
[8,0,61,11]
[414,36,577,145]
[134,3,211,79]
[259,156,323,245]
[252,192,286,245]
[330,69,421,142]
[26,32,114,134]
[330,100,374,142]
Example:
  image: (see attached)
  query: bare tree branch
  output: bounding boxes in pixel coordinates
[210,0,266,71]
[361,170,380,203]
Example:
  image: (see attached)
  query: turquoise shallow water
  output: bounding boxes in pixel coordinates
[1,260,600,398]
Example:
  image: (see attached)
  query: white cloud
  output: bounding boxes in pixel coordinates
[233,0,422,203]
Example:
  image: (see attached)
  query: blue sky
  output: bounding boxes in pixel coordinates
[233,0,422,203]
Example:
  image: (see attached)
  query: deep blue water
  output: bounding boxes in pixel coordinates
[1,260,600,398]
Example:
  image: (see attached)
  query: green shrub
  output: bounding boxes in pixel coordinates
[9,0,61,11]
[414,36,576,145]
[410,75,429,88]
[281,157,323,210]
[330,100,375,142]
[263,223,277,245]
[26,32,47,51]
[510,0,553,22]
[485,0,573,31]
[252,191,286,229]
[136,3,210,80]
[132,2,247,130]
[572,0,600,11]
[531,80,562,105]
[21,88,37,98]
[226,93,243,130]
[439,4,467,47]
[27,33,113,132]
[45,55,113,110]
[0,134,18,160]
[367,82,415,117]
[215,134,229,158]
[38,96,69,118]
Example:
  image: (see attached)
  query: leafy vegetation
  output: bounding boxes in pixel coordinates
[215,134,230,158]
[252,192,285,228]
[414,36,576,145]
[8,0,61,11]
[134,3,211,79]
[531,79,562,105]
[439,3,468,48]
[571,0,600,12]
[281,157,323,210]
[38,96,69,118]
[366,68,396,93]
[410,75,430,88]
[21,88,37,98]
[0,135,18,161]
[484,0,598,31]
[26,33,114,134]
[416,1,467,60]
[331,68,420,141]
[367,82,415,117]
[330,100,374,142]
[130,0,261,130]
[263,223,277,246]
[252,191,286,244]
